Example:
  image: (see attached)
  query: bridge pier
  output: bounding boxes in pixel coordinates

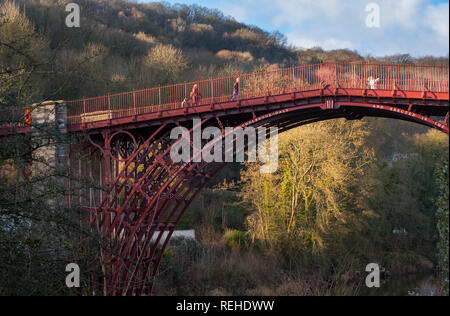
[31,100,68,208]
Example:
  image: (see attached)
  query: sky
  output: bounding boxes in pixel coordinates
[137,0,449,57]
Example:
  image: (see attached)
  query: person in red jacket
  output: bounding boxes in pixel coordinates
[24,109,32,126]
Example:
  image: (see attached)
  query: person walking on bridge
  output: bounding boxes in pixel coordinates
[367,76,380,89]
[181,98,189,108]
[231,77,241,101]
[190,84,201,106]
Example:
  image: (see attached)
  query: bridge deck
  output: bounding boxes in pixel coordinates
[1,62,448,135]
[66,62,449,132]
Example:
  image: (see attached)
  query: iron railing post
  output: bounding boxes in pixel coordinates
[423,68,425,92]
[292,66,295,90]
[158,85,161,112]
[334,63,337,88]
[108,94,111,120]
[132,89,136,116]
[210,79,213,103]
[393,65,396,90]
[83,97,86,120]
[364,64,367,90]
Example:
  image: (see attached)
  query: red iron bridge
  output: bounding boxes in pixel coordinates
[1,62,449,295]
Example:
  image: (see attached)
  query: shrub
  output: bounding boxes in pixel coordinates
[224,230,250,251]
[144,44,188,84]
[216,50,254,62]
[435,161,449,295]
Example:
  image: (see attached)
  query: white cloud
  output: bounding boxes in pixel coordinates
[220,0,449,57]
[272,0,352,27]
[424,3,449,40]
[382,0,424,29]
[215,0,250,22]
[286,34,355,51]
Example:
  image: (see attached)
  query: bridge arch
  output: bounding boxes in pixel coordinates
[77,103,447,296]
[61,62,448,295]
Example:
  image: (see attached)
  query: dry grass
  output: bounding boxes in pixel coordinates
[153,229,361,296]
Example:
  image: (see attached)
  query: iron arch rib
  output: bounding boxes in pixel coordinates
[83,99,449,295]
[67,62,449,295]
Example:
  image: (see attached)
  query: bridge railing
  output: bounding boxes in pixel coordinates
[0,107,31,130]
[66,63,449,126]
[335,63,449,91]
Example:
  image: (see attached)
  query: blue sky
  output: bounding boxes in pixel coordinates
[137,0,449,57]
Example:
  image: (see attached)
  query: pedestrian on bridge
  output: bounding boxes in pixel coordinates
[190,84,201,106]
[24,109,32,126]
[231,77,241,101]
[367,76,380,89]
